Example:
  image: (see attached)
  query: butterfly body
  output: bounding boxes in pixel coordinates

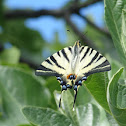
[35,40,111,109]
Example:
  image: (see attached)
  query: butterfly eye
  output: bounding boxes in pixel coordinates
[82,76,87,81]
[73,75,76,79]
[69,75,73,80]
[68,75,76,80]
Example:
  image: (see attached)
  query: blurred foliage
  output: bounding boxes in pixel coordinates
[0,0,4,26]
[0,0,126,126]
[0,46,20,64]
[0,20,44,52]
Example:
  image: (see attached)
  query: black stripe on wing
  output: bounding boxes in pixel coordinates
[84,60,111,76]
[89,48,94,56]
[80,47,90,62]
[68,47,72,53]
[95,55,103,62]
[50,55,65,70]
[80,46,84,53]
[45,59,53,65]
[37,65,53,71]
[36,72,61,76]
[57,51,61,57]
[95,60,110,69]
[35,65,62,76]
[61,49,69,62]
[83,52,99,69]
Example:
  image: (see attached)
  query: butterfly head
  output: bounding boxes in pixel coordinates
[74,40,81,47]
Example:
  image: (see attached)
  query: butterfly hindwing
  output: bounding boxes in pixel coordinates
[35,46,73,76]
[78,46,111,77]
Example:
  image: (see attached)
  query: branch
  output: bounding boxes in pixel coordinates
[0,43,4,52]
[4,0,102,19]
[19,57,38,69]
[5,9,64,19]
[69,0,102,13]
[78,13,111,38]
[64,13,96,48]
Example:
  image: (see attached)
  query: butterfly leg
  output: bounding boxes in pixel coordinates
[57,77,72,108]
[73,80,82,110]
[59,80,67,108]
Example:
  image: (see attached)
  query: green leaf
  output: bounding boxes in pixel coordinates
[84,72,110,113]
[108,59,124,79]
[22,106,72,126]
[0,46,20,64]
[76,85,92,106]
[107,67,126,126]
[0,81,29,126]
[117,82,126,108]
[105,0,126,66]
[62,90,79,126]
[76,104,100,126]
[54,90,79,126]
[54,90,100,126]
[106,112,119,126]
[0,65,50,107]
[17,124,33,126]
[45,77,61,109]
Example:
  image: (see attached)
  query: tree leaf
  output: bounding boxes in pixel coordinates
[54,90,100,126]
[0,65,50,107]
[117,82,126,109]
[76,104,100,126]
[108,59,124,79]
[0,81,29,126]
[45,77,61,109]
[0,46,20,64]
[18,124,35,126]
[105,0,126,66]
[62,90,79,126]
[84,72,110,113]
[22,106,72,126]
[106,112,119,126]
[107,67,126,126]
[76,85,92,106]
[54,90,79,126]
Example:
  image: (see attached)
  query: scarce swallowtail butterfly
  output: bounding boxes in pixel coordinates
[35,40,111,109]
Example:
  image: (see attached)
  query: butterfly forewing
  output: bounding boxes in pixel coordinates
[78,46,111,77]
[35,46,73,76]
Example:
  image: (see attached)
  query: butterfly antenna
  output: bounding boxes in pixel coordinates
[67,29,78,42]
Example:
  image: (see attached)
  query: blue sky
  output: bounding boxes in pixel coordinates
[5,0,104,43]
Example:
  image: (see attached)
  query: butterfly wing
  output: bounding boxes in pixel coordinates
[35,46,73,76]
[76,46,111,77]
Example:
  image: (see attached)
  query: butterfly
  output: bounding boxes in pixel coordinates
[35,40,111,109]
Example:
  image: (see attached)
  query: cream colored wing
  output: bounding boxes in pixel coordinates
[76,46,111,77]
[35,46,73,76]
